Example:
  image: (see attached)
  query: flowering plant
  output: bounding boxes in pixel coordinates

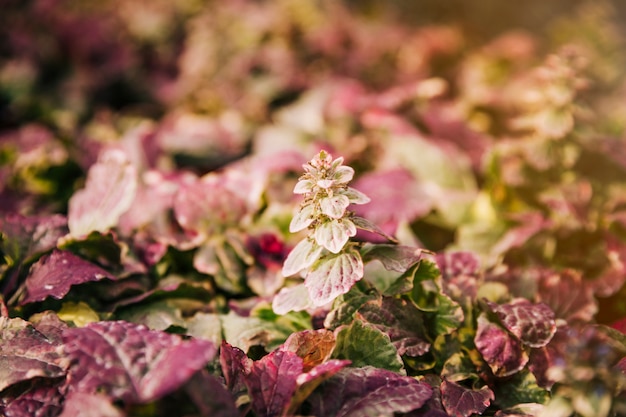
[273,150,379,312]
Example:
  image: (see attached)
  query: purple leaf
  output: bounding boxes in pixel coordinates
[358,297,431,357]
[68,149,138,238]
[58,392,124,417]
[441,379,494,417]
[243,349,303,417]
[435,251,480,279]
[220,341,251,395]
[173,173,247,237]
[1,379,65,417]
[296,359,351,387]
[307,366,432,417]
[352,169,433,238]
[0,316,67,392]
[184,370,239,417]
[0,213,67,261]
[485,298,556,348]
[20,250,115,305]
[288,360,352,416]
[475,313,528,377]
[527,325,570,389]
[62,321,216,403]
[537,269,597,323]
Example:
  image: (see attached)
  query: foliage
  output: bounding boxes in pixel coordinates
[2,0,626,416]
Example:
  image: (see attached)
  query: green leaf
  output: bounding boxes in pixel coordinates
[324,285,379,330]
[492,370,550,410]
[332,319,404,374]
[116,299,191,331]
[412,259,442,283]
[383,261,422,296]
[186,312,223,346]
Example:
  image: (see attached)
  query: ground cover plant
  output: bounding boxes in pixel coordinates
[3,0,626,416]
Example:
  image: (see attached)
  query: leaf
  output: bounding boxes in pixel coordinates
[433,295,465,336]
[288,359,352,415]
[435,251,480,279]
[173,173,247,236]
[491,370,550,410]
[184,370,239,417]
[332,165,355,185]
[475,313,529,377]
[20,249,115,305]
[441,379,494,417]
[187,312,223,347]
[58,392,124,417]
[314,218,357,253]
[361,244,424,273]
[305,248,364,306]
[324,286,380,330]
[68,149,138,238]
[411,268,464,337]
[332,319,404,373]
[272,284,313,314]
[57,301,100,327]
[243,349,303,417]
[485,298,556,348]
[281,329,336,371]
[219,312,272,352]
[0,213,67,263]
[306,367,432,417]
[219,341,251,396]
[358,297,431,357]
[320,194,350,219]
[338,187,371,205]
[493,403,545,417]
[527,325,570,389]
[290,204,315,232]
[537,269,597,323]
[282,238,324,277]
[220,309,306,352]
[62,320,216,403]
[0,316,67,392]
[351,168,432,234]
[351,216,398,242]
[2,379,65,417]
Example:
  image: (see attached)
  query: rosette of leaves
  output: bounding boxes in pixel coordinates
[273,150,387,313]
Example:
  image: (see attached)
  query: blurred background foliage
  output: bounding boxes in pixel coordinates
[2,0,626,323]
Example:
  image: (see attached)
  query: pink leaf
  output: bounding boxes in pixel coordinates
[21,250,115,305]
[68,149,137,238]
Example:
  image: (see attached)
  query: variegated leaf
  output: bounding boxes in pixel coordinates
[282,239,324,277]
[314,219,357,254]
[305,249,363,306]
[290,204,316,233]
[319,195,350,219]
